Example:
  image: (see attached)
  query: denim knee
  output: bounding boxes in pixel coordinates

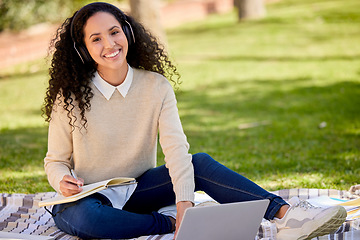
[192,152,223,175]
[192,152,214,167]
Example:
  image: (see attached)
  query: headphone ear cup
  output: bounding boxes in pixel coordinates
[74,42,93,63]
[78,45,93,63]
[122,24,134,46]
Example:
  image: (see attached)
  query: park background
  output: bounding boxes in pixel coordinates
[0,0,359,194]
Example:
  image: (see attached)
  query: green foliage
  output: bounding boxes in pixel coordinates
[0,0,95,31]
[0,0,359,193]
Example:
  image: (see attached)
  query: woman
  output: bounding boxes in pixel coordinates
[43,2,346,239]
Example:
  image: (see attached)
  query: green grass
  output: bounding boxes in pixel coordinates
[1,0,359,193]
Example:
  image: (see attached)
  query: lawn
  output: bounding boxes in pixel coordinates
[0,0,359,193]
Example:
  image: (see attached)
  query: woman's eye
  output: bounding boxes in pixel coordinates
[111,30,120,35]
[92,37,101,42]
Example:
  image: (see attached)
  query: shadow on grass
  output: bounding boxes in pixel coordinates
[0,126,52,193]
[175,77,360,187]
[0,126,48,170]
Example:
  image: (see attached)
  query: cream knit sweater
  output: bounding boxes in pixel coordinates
[44,68,195,203]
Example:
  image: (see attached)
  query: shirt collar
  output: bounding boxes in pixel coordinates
[92,65,133,100]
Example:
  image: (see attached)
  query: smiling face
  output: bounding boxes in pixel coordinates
[83,11,128,73]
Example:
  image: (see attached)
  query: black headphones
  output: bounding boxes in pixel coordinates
[70,2,135,64]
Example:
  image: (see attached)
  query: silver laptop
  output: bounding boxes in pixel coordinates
[175,199,269,240]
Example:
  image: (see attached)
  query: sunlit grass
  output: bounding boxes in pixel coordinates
[0,170,50,193]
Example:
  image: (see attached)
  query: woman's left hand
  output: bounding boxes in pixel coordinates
[174,201,194,239]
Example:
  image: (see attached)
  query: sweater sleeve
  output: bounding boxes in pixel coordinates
[43,99,73,194]
[158,80,195,203]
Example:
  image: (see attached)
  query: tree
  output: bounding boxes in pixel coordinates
[234,0,266,20]
[129,0,167,47]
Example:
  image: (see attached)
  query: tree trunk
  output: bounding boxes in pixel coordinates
[129,0,167,48]
[234,0,266,20]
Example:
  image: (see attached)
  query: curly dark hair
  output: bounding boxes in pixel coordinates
[42,2,180,128]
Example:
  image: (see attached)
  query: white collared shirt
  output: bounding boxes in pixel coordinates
[92,64,134,100]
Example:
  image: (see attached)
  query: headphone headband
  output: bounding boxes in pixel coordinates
[70,2,135,64]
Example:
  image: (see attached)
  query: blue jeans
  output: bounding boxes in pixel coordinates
[52,153,287,239]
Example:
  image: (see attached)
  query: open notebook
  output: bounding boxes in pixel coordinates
[38,177,136,207]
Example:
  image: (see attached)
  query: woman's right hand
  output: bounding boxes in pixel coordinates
[59,175,84,197]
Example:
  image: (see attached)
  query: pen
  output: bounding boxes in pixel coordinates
[70,169,81,187]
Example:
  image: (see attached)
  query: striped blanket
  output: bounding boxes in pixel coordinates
[1,189,359,240]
